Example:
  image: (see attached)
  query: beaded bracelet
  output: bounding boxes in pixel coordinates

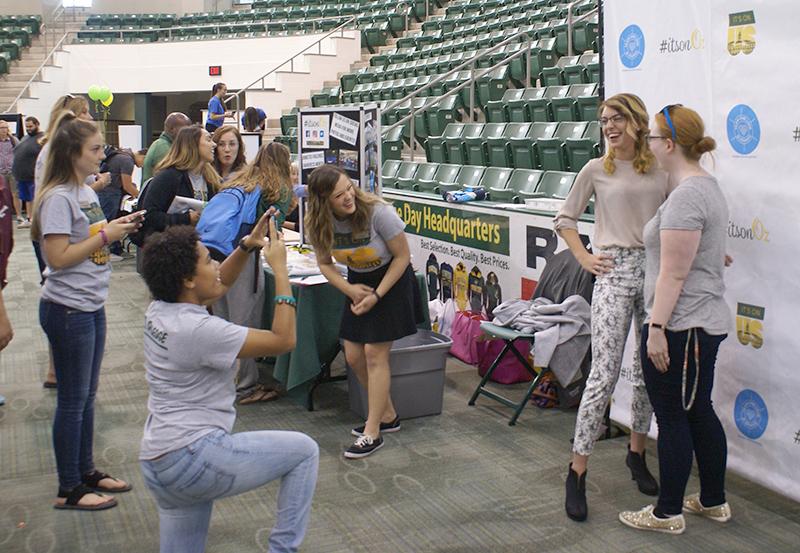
[274,295,297,307]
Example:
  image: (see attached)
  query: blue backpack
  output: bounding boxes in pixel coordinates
[196,186,261,260]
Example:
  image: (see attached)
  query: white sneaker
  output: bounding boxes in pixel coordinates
[109,254,125,263]
[17,219,31,228]
[683,493,732,522]
[619,504,685,535]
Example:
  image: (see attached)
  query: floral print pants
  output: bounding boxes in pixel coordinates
[572,247,654,456]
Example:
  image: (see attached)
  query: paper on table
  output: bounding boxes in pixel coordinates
[167,195,205,214]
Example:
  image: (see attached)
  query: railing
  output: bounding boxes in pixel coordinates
[4,33,71,114]
[380,1,598,160]
[566,0,598,57]
[222,16,358,120]
[381,26,539,160]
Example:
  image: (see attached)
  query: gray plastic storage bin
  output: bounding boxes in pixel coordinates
[348,330,452,420]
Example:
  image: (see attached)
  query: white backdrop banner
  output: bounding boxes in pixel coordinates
[605,0,800,501]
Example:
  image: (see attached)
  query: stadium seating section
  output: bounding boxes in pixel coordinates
[57,0,601,212]
[0,15,41,76]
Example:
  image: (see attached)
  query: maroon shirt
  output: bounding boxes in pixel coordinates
[0,174,13,288]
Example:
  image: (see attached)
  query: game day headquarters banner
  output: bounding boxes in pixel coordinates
[384,193,593,317]
[605,0,800,501]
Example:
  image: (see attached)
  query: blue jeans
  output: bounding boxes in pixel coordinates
[141,429,319,553]
[39,300,106,491]
[97,188,123,254]
[641,326,728,515]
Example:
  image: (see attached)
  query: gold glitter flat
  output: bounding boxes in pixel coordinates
[683,493,731,522]
[619,504,685,534]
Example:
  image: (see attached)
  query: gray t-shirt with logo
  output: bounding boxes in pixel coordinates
[643,175,731,334]
[39,184,111,311]
[331,203,406,272]
[139,301,248,460]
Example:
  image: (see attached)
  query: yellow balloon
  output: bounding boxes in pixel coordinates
[101,93,114,107]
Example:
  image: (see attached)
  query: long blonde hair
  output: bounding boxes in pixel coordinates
[154,125,221,191]
[304,164,384,254]
[31,115,101,240]
[40,95,90,146]
[225,141,295,205]
[600,93,655,175]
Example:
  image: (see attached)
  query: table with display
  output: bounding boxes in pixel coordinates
[262,245,430,411]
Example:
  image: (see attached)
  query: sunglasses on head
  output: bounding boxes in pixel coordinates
[661,104,683,141]
[61,93,76,108]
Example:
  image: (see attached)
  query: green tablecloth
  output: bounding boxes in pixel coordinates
[263,270,430,394]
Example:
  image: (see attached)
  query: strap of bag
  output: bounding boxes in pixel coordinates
[681,328,700,411]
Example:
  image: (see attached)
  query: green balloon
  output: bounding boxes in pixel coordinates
[97,86,111,102]
[87,85,101,101]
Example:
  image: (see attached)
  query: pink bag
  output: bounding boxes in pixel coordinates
[476,338,534,384]
[449,310,486,364]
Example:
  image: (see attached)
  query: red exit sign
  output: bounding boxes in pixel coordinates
[208,65,222,76]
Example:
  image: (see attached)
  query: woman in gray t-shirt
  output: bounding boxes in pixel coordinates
[31,115,142,512]
[620,105,732,534]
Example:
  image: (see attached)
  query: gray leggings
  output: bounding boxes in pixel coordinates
[572,247,653,456]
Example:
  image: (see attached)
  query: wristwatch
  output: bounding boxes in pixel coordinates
[238,237,260,253]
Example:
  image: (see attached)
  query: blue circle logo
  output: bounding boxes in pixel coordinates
[727,104,761,155]
[619,24,645,68]
[734,389,768,440]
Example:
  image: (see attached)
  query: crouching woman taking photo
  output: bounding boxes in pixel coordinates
[139,214,318,553]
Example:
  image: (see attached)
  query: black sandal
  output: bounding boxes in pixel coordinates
[82,470,133,493]
[54,484,117,511]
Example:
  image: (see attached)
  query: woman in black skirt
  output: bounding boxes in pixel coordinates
[305,165,420,459]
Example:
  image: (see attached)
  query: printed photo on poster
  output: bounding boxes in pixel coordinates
[363,118,379,194]
[330,112,360,146]
[301,114,330,148]
[325,149,339,165]
[338,149,359,172]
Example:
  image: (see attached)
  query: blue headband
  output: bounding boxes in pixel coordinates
[661,106,678,141]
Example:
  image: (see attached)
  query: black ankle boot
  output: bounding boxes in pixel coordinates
[626,445,659,496]
[565,463,587,521]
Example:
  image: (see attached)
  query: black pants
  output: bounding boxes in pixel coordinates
[205,122,219,133]
[640,326,728,515]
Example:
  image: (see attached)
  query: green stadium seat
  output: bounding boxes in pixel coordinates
[446,122,481,165]
[487,123,531,168]
[511,121,558,169]
[573,13,599,54]
[382,125,405,160]
[503,87,539,122]
[564,120,600,172]
[491,169,544,203]
[388,161,418,188]
[542,55,579,86]
[480,166,513,198]
[476,65,509,110]
[537,121,588,171]
[466,123,505,166]
[528,85,570,122]
[426,122,462,163]
[427,95,461,137]
[408,162,439,191]
[536,171,576,198]
[438,165,485,194]
[418,163,459,193]
[381,159,402,188]
[550,83,598,122]
[486,88,524,123]
[280,110,298,135]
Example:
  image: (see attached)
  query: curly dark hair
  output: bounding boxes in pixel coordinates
[141,226,200,303]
